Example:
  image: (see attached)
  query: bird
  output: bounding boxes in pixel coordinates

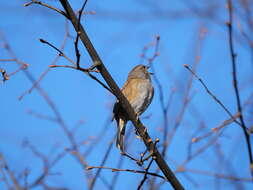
[112,64,154,152]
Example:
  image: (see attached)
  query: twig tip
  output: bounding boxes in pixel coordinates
[226,21,231,27]
[86,166,93,170]
[23,2,33,7]
[211,127,218,132]
[39,38,46,43]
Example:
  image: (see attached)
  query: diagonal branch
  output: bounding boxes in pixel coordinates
[184,64,242,127]
[89,135,116,190]
[58,0,184,189]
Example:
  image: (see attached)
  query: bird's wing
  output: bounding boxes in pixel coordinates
[112,100,120,121]
[113,79,141,120]
[121,78,139,105]
[149,85,154,106]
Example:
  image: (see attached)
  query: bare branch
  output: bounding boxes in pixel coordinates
[137,159,154,190]
[24,0,68,18]
[226,0,253,177]
[58,1,184,189]
[74,0,88,68]
[86,165,166,181]
[0,153,22,190]
[89,134,115,190]
[184,64,242,127]
[191,112,241,143]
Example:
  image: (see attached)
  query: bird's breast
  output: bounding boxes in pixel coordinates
[122,78,153,115]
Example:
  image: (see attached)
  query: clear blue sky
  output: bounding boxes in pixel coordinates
[1,0,253,189]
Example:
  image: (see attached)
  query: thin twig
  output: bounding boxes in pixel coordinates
[19,21,69,100]
[191,112,241,143]
[0,154,22,190]
[83,116,112,157]
[39,38,113,94]
[184,64,242,127]
[74,0,88,68]
[142,36,171,158]
[1,34,93,186]
[40,38,76,65]
[24,0,69,18]
[58,1,185,189]
[26,109,57,123]
[86,166,166,181]
[110,154,125,190]
[227,0,253,177]
[89,134,115,190]
[137,159,154,190]
[49,64,113,94]
[110,128,131,190]
[0,58,17,62]
[186,168,253,182]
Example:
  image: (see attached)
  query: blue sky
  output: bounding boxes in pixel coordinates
[1,0,253,189]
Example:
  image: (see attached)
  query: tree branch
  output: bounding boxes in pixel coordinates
[58,0,184,189]
[227,0,253,177]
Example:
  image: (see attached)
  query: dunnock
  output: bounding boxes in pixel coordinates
[113,64,154,152]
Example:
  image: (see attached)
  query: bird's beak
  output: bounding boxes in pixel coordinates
[146,65,153,75]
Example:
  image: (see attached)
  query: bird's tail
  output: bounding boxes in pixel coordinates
[116,118,126,152]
